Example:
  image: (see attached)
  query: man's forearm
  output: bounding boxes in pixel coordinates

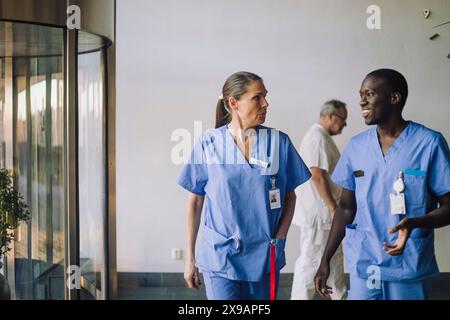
[321,206,355,264]
[408,204,450,229]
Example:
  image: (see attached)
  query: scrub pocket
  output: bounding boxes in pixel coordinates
[343,225,360,274]
[403,174,427,207]
[198,224,240,272]
[345,224,403,280]
[402,231,438,280]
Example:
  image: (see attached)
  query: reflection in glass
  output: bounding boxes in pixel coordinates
[0,58,5,170]
[14,55,65,299]
[0,21,66,299]
[78,50,106,299]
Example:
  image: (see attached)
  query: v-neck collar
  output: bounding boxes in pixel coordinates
[223,125,257,168]
[370,121,413,164]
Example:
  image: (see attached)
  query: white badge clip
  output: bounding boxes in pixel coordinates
[390,171,406,215]
[249,157,269,169]
[269,176,281,210]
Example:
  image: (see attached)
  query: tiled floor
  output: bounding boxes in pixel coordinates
[117,273,450,300]
[118,286,308,300]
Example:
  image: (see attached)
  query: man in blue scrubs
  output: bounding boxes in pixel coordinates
[314,69,450,300]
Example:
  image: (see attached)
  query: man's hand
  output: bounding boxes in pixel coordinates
[184,258,201,289]
[314,262,333,298]
[383,218,412,256]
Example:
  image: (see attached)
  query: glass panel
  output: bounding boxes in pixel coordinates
[78,50,106,300]
[0,58,5,170]
[0,21,65,300]
[13,54,65,300]
[0,56,6,276]
[0,22,107,57]
[78,31,107,54]
[0,20,109,300]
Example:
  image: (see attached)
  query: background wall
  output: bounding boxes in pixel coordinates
[116,0,450,273]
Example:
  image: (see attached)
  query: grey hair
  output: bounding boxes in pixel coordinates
[320,99,346,117]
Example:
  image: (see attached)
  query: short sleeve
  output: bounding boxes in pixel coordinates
[176,138,208,195]
[427,134,450,197]
[331,142,355,191]
[300,134,329,172]
[285,136,311,192]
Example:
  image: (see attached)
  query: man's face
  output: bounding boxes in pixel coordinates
[329,107,347,135]
[359,76,396,125]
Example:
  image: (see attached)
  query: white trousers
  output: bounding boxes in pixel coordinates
[291,227,347,300]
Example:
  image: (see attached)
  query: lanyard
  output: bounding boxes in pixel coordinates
[270,239,277,300]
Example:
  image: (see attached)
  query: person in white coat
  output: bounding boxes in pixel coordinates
[291,100,348,300]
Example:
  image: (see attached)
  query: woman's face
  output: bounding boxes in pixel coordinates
[229,80,269,128]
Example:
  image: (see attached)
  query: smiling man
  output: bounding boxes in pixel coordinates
[314,69,450,300]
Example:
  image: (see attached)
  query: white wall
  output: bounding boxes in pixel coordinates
[116,0,450,273]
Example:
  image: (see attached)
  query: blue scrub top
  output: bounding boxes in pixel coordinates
[332,121,450,282]
[177,125,311,281]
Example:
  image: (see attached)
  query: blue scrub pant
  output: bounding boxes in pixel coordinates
[203,272,280,300]
[348,274,432,300]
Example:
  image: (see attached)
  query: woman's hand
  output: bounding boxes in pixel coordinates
[184,258,201,289]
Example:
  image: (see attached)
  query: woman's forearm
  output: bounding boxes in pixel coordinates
[275,191,297,238]
[186,194,204,260]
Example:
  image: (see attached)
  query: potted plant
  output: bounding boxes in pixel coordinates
[0,168,31,300]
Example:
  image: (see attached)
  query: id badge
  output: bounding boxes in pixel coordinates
[390,193,406,215]
[269,188,281,210]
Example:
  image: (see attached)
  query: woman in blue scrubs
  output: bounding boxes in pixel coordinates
[314,69,450,300]
[177,71,311,300]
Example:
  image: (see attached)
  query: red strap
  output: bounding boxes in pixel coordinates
[270,242,276,300]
